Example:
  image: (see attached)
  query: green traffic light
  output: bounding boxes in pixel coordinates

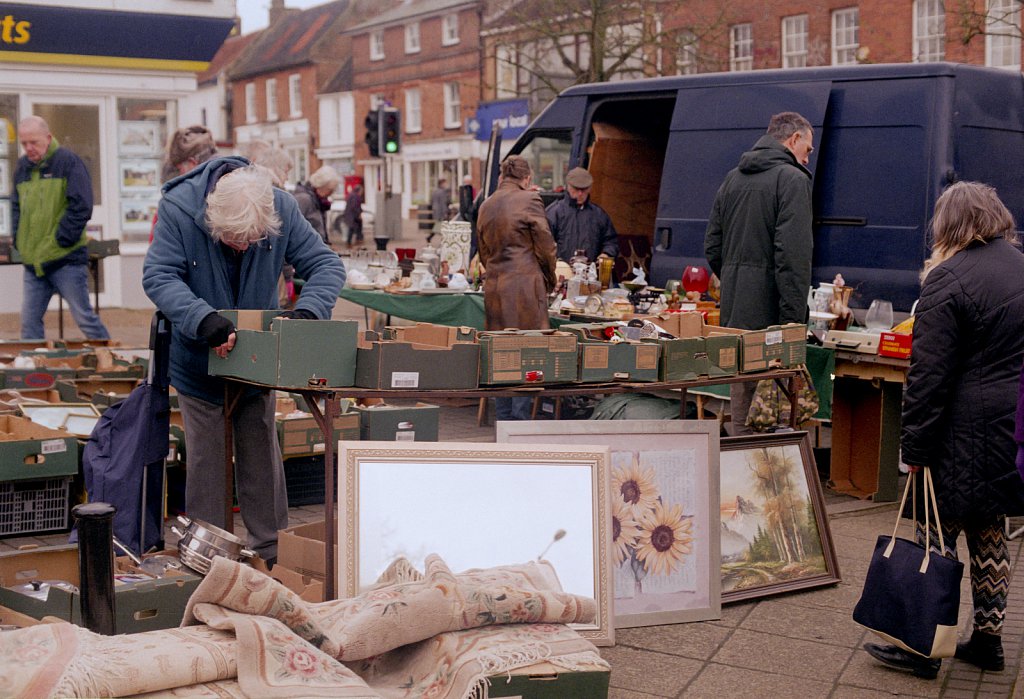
[385,141,398,153]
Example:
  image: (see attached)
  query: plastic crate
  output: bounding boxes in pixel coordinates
[0,476,71,537]
[283,455,336,507]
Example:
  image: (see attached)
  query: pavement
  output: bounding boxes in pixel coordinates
[3,299,1024,697]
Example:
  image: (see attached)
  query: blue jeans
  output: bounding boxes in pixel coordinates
[22,263,110,340]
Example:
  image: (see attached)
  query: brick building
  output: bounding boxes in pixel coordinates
[346,0,484,221]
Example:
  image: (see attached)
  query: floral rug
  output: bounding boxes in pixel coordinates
[1,554,607,698]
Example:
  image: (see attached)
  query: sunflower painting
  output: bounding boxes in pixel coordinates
[719,433,840,603]
[611,451,696,601]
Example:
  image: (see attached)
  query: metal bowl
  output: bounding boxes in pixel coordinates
[171,515,255,575]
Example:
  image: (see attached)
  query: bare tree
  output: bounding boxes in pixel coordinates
[484,0,728,109]
[949,0,1023,45]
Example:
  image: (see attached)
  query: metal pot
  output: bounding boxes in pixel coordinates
[171,515,255,575]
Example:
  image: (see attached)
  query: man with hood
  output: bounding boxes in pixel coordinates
[143,157,344,564]
[704,111,814,436]
[13,116,109,340]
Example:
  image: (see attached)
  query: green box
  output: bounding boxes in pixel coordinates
[487,662,610,698]
[0,415,78,481]
[355,403,439,441]
[478,330,578,385]
[355,329,479,389]
[711,323,807,373]
[0,366,76,390]
[209,310,357,388]
[562,324,661,383]
[56,377,141,403]
[0,545,202,634]
[652,333,740,382]
[277,411,360,457]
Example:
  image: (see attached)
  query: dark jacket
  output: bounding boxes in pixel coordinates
[545,194,619,262]
[704,135,812,329]
[142,157,345,404]
[12,137,92,276]
[477,179,557,331]
[292,181,329,244]
[902,238,1024,522]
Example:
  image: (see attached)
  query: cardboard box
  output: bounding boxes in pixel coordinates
[488,660,610,698]
[712,323,807,372]
[562,324,660,383]
[824,330,880,355]
[355,402,440,441]
[355,327,479,390]
[0,415,77,481]
[252,557,323,602]
[651,334,740,382]
[0,366,76,390]
[277,520,338,583]
[628,311,705,339]
[277,411,360,457]
[478,330,578,385]
[209,310,357,388]
[0,545,202,634]
[878,331,912,359]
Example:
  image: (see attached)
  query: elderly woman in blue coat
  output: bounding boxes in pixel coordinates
[143,159,344,564]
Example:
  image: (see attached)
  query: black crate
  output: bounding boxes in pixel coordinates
[283,455,337,507]
[0,476,71,537]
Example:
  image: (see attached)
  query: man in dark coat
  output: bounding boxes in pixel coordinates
[704,111,814,435]
[545,167,619,263]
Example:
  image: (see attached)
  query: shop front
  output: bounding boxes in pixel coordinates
[0,1,234,313]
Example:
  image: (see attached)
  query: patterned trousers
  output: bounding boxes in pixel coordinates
[915,516,1010,635]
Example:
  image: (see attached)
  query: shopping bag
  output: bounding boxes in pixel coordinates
[852,468,963,658]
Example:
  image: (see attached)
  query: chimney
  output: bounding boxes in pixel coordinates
[269,0,287,26]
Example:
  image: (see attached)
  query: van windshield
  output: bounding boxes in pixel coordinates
[513,132,573,193]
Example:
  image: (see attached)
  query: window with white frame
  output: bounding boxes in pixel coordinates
[288,74,302,117]
[405,88,422,133]
[442,13,459,45]
[730,23,753,71]
[245,82,257,123]
[405,22,421,53]
[986,0,1022,70]
[782,15,808,68]
[265,78,278,121]
[832,7,860,64]
[443,81,461,129]
[913,0,946,62]
[496,44,518,98]
[370,29,385,61]
[678,30,698,75]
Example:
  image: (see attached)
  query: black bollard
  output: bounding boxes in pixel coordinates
[72,502,117,635]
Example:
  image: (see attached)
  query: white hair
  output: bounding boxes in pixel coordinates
[249,146,292,187]
[205,166,282,244]
[309,165,341,190]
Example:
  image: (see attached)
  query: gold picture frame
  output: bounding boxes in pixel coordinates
[338,441,615,646]
[499,419,721,628]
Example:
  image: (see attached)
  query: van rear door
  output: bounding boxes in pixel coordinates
[650,80,831,288]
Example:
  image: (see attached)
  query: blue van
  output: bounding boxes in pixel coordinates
[497,63,1024,312]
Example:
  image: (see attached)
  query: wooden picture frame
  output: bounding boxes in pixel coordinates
[120,196,159,232]
[498,420,721,628]
[719,431,840,603]
[119,159,160,192]
[117,120,162,156]
[339,442,615,646]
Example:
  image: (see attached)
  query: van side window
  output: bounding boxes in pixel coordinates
[514,133,573,192]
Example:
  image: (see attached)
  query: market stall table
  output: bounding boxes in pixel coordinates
[222,368,804,601]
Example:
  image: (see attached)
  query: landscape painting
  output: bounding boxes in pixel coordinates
[719,432,840,603]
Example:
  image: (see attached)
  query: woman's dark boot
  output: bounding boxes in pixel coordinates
[955,630,1004,671]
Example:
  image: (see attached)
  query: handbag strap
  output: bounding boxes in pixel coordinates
[884,468,948,573]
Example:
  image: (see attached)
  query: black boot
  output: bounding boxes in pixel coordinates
[864,643,941,679]
[955,630,1004,671]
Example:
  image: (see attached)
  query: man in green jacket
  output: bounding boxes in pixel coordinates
[705,111,814,435]
[13,116,109,340]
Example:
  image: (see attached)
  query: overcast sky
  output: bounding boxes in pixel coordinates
[236,0,331,34]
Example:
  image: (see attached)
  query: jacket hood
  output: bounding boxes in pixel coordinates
[738,134,811,178]
[160,155,250,232]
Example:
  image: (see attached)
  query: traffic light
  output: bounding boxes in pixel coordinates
[364,108,380,157]
[381,108,401,154]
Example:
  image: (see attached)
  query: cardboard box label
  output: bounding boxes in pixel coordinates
[395,431,415,441]
[40,440,67,454]
[765,329,782,346]
[494,350,521,371]
[584,345,609,369]
[636,345,659,370]
[390,371,420,388]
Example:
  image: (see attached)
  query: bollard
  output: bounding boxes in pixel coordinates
[72,502,117,635]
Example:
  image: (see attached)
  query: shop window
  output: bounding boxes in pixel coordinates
[512,132,573,193]
[0,95,18,238]
[117,97,170,244]
[34,103,102,206]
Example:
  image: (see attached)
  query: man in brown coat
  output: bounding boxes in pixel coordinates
[477,155,557,419]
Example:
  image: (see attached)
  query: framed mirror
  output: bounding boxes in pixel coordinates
[338,442,614,646]
[499,420,721,628]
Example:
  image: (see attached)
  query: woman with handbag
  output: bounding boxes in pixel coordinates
[864,181,1024,678]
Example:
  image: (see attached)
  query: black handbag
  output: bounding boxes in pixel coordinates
[852,468,963,658]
